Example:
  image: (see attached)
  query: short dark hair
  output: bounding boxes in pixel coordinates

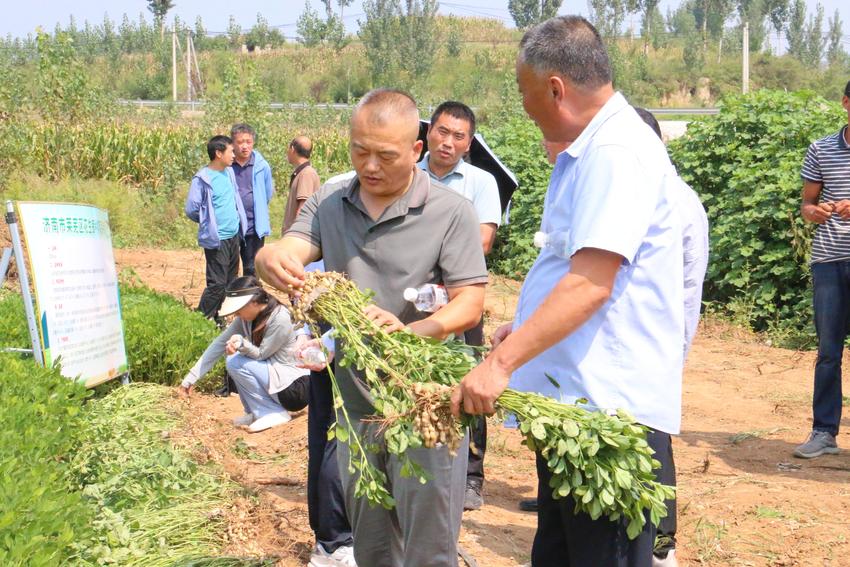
[633,107,662,140]
[207,135,232,161]
[519,16,611,90]
[430,101,476,137]
[290,139,312,159]
[230,123,257,142]
[844,80,850,97]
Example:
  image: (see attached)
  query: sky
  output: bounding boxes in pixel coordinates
[2,0,849,42]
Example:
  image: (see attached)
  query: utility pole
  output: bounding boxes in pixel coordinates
[186,31,192,102]
[742,22,750,94]
[171,29,178,102]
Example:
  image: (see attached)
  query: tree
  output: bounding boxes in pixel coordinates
[802,3,825,67]
[637,0,662,53]
[762,0,789,52]
[695,0,734,54]
[146,0,175,37]
[785,0,806,60]
[338,0,355,21]
[245,13,284,50]
[826,9,845,67]
[227,15,242,49]
[737,0,767,52]
[508,0,563,29]
[296,1,348,49]
[358,0,438,87]
[587,0,633,39]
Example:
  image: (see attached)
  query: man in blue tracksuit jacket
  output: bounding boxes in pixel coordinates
[231,123,275,277]
[185,135,248,321]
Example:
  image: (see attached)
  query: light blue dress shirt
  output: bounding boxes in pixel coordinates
[509,92,685,434]
[418,155,502,226]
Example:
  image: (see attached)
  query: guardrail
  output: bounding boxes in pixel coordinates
[117,99,720,116]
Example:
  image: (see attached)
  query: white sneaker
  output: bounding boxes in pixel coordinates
[653,549,679,567]
[232,413,254,426]
[248,411,291,432]
[308,543,357,567]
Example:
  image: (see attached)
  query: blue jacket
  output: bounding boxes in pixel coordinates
[246,150,275,239]
[185,166,248,249]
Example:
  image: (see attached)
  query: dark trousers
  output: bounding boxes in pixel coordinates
[308,368,353,552]
[811,261,850,436]
[531,429,671,567]
[240,233,265,277]
[654,437,677,557]
[276,375,310,412]
[465,318,487,488]
[197,236,240,320]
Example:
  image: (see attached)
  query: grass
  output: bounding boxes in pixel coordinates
[728,427,788,445]
[692,517,731,563]
[231,438,289,465]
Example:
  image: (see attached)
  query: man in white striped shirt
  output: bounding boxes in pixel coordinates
[795,79,850,459]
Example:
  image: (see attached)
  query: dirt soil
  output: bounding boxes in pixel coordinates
[118,248,850,567]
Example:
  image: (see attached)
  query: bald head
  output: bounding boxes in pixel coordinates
[291,136,312,158]
[352,88,421,143]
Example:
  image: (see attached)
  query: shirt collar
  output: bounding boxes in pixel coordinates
[343,168,430,223]
[234,152,255,168]
[566,92,628,159]
[420,153,466,181]
[291,161,311,178]
[838,126,850,150]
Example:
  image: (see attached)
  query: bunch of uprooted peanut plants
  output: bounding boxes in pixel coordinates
[268,271,674,538]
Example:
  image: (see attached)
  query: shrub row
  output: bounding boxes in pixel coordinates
[669,89,845,345]
[0,284,220,386]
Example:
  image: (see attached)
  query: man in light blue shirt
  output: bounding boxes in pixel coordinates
[185,135,248,322]
[418,100,502,510]
[418,101,502,254]
[452,16,684,567]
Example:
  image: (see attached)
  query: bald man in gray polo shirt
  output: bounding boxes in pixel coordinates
[256,88,487,567]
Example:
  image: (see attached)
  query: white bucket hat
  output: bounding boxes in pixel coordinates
[218,285,262,317]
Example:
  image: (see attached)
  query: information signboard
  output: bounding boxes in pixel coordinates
[16,202,128,387]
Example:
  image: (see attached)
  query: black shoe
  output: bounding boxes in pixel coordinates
[518,498,538,512]
[463,484,483,511]
[213,385,230,397]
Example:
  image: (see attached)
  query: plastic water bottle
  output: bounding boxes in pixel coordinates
[533,230,570,258]
[403,284,448,313]
[300,346,327,365]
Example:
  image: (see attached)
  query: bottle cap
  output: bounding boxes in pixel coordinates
[403,287,418,302]
[533,231,548,249]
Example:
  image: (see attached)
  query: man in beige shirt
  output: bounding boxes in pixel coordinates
[282,136,321,233]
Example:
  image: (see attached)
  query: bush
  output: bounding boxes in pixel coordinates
[668,89,845,345]
[0,355,93,566]
[481,109,551,278]
[0,286,220,386]
[120,285,222,386]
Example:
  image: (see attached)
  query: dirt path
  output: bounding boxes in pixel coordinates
[121,248,850,567]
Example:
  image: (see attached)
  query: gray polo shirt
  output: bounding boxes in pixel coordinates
[287,167,488,416]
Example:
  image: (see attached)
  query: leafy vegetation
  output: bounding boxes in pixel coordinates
[669,89,845,345]
[0,355,262,565]
[0,285,221,386]
[0,356,92,566]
